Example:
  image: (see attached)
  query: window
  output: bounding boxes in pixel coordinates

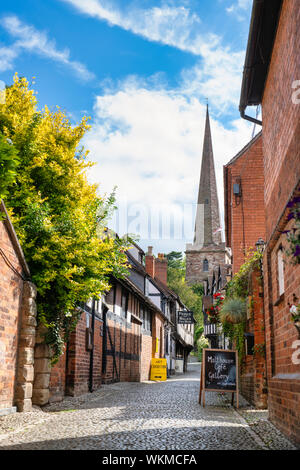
[203,259,209,272]
[95,297,103,318]
[141,306,152,333]
[121,289,128,318]
[244,333,254,356]
[277,248,285,296]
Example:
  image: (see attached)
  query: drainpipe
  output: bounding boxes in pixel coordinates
[258,249,269,397]
[240,107,262,126]
[89,299,96,393]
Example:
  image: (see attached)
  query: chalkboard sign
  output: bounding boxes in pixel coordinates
[199,349,239,408]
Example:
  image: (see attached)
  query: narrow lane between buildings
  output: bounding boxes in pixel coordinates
[0,362,297,450]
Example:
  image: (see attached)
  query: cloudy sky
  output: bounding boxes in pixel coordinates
[0,0,259,254]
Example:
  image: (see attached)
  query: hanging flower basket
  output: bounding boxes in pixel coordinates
[206,306,219,324]
[289,304,300,338]
[282,191,300,264]
[219,297,247,324]
[206,292,225,324]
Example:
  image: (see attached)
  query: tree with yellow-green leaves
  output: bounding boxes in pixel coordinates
[0,74,131,362]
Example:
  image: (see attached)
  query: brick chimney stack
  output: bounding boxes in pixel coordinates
[155,253,168,286]
[145,246,155,278]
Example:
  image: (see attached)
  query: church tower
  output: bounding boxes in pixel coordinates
[185,105,229,285]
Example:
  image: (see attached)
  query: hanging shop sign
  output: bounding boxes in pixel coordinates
[177,311,194,324]
[199,348,239,408]
[150,358,167,381]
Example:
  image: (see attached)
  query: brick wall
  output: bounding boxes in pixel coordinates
[155,256,168,285]
[261,0,300,444]
[239,269,267,409]
[49,310,104,399]
[0,221,24,410]
[48,281,168,397]
[0,209,37,413]
[67,311,92,396]
[49,350,66,402]
[140,334,152,381]
[102,315,141,384]
[262,0,300,240]
[224,133,265,274]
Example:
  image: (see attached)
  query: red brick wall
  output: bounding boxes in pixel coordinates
[0,221,24,410]
[49,350,66,402]
[67,311,91,396]
[49,310,104,398]
[102,315,141,384]
[145,254,155,278]
[140,334,152,381]
[155,256,168,285]
[262,0,300,241]
[240,269,267,409]
[49,286,166,396]
[224,134,265,274]
[261,0,300,444]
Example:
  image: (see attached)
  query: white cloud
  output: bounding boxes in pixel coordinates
[61,0,207,55]
[0,15,94,80]
[61,0,245,112]
[0,45,18,72]
[180,48,244,111]
[226,0,252,21]
[85,81,254,251]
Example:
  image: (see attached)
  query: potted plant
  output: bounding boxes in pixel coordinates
[219,297,247,324]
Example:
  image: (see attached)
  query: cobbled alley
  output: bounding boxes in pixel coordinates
[0,362,297,451]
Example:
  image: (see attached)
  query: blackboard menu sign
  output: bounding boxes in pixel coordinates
[199,349,239,408]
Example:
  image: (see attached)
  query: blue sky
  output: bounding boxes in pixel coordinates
[0,0,257,254]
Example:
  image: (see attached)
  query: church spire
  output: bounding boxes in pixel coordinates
[193,104,222,246]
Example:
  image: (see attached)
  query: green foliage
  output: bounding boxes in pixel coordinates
[222,249,263,363]
[284,192,300,264]
[165,251,185,270]
[1,74,131,362]
[197,335,209,361]
[226,248,262,298]
[253,343,265,357]
[0,133,19,200]
[219,297,247,324]
[194,324,204,343]
[223,321,246,363]
[290,303,300,323]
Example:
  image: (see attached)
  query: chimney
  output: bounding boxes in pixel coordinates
[155,253,168,286]
[145,246,155,278]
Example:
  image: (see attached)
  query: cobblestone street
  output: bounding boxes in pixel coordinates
[0,362,297,451]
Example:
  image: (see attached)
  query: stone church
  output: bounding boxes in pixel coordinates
[185,105,231,286]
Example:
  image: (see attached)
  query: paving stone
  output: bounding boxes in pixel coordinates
[0,363,297,450]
